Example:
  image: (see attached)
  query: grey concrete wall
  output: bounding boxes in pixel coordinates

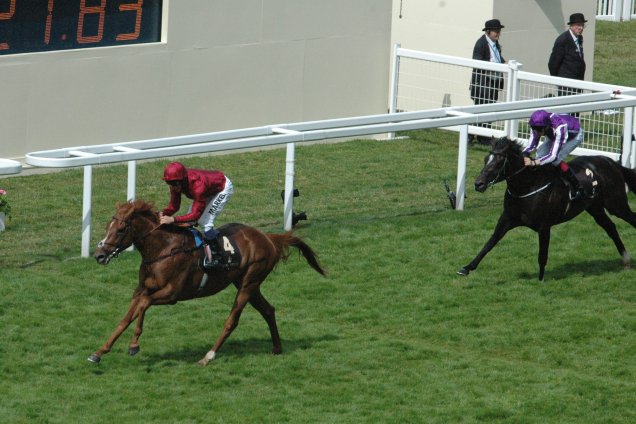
[1,0,393,160]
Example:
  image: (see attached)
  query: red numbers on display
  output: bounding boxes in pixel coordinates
[0,0,16,50]
[44,0,54,44]
[0,0,147,51]
[117,1,143,41]
[77,0,106,44]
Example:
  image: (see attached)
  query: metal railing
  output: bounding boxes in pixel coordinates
[26,90,636,257]
[597,0,636,21]
[0,159,22,176]
[390,46,636,163]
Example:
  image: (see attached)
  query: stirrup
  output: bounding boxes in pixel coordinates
[569,189,585,201]
[203,254,223,270]
[203,244,227,270]
[203,257,221,269]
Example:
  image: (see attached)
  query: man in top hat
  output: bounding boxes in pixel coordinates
[469,18,506,144]
[548,13,588,96]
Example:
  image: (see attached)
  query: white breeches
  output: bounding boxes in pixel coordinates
[188,176,234,231]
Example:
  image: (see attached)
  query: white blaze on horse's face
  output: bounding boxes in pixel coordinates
[97,220,116,248]
[486,154,496,166]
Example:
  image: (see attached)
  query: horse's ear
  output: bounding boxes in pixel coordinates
[490,136,497,148]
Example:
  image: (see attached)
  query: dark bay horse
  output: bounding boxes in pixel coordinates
[90,200,326,366]
[457,137,636,280]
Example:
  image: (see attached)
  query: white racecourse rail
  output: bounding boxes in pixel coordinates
[596,0,636,21]
[27,71,636,258]
[390,45,636,163]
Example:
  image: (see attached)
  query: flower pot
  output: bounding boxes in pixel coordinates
[0,212,5,231]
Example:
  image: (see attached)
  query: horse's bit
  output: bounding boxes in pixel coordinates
[486,151,526,187]
[97,216,160,259]
[488,151,552,198]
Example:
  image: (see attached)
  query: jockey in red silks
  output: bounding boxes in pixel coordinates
[159,162,234,269]
[522,109,585,200]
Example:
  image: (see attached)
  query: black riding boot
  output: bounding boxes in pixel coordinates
[564,168,585,200]
[203,229,225,270]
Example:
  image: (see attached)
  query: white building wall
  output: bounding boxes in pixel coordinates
[391,0,596,77]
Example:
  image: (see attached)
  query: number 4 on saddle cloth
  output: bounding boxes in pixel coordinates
[188,227,242,271]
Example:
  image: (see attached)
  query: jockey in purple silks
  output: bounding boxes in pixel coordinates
[522,109,585,200]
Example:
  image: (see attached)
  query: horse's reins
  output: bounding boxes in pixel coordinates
[99,216,194,263]
[488,151,552,198]
[487,153,525,186]
[507,182,552,198]
[97,217,134,259]
[141,233,200,266]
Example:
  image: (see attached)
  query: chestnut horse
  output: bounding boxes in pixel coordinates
[457,137,636,280]
[90,200,326,366]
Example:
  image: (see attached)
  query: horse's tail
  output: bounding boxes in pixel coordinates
[621,165,636,194]
[267,232,327,277]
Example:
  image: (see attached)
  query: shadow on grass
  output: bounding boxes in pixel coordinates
[139,333,340,364]
[0,253,84,268]
[517,258,627,281]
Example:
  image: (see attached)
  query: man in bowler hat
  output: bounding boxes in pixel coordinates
[549,13,588,96]
[469,19,506,144]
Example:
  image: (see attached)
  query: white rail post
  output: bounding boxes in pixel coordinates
[127,160,136,202]
[455,125,469,210]
[622,0,631,20]
[81,165,93,258]
[126,160,136,251]
[632,108,636,167]
[506,60,523,139]
[112,145,140,252]
[623,106,634,167]
[283,142,296,230]
[387,43,401,140]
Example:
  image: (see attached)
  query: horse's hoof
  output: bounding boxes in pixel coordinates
[128,346,140,356]
[197,349,216,366]
[87,354,101,364]
[272,347,282,355]
[456,267,469,276]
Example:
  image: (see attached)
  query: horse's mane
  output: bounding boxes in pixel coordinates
[494,137,524,156]
[116,200,159,223]
[495,136,560,179]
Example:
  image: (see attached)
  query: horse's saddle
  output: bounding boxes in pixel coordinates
[568,166,599,199]
[188,227,242,271]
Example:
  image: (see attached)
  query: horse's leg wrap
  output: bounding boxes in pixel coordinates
[197,350,216,366]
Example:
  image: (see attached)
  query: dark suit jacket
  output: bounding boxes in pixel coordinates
[470,35,505,93]
[548,30,585,80]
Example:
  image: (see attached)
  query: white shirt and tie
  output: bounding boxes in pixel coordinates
[569,29,583,58]
[574,37,582,57]
[487,38,503,63]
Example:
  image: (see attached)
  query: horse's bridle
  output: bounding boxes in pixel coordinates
[488,150,553,198]
[98,215,198,265]
[486,150,527,188]
[97,216,160,260]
